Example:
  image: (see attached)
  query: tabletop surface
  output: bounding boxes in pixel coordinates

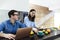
[0,30,60,40]
[17,30,60,40]
[34,30,60,40]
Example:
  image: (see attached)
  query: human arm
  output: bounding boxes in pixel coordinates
[0,23,15,39]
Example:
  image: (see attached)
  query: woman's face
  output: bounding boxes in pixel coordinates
[29,11,36,17]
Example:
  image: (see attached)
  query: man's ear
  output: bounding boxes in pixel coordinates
[11,15,14,18]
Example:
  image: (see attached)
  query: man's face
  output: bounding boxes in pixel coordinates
[11,12,19,20]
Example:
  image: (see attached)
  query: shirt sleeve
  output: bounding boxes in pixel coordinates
[0,23,5,32]
[17,21,26,28]
[19,22,26,28]
[33,22,36,28]
[24,17,30,27]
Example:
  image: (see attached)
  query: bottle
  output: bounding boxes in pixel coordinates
[54,29,57,35]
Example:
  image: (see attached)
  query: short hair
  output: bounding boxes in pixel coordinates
[8,10,19,18]
[30,9,36,12]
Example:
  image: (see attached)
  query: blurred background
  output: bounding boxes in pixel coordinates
[0,0,60,29]
[29,0,60,28]
[0,0,29,23]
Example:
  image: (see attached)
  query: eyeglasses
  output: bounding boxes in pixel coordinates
[14,14,19,16]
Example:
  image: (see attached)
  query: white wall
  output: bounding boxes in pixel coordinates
[29,0,60,10]
[0,0,29,23]
[29,0,60,27]
[0,10,9,23]
[54,9,60,28]
[0,0,29,11]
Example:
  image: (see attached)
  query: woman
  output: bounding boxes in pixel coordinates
[24,9,36,28]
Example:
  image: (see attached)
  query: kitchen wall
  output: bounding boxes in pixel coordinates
[0,0,29,11]
[29,4,54,28]
[0,0,29,23]
[29,0,60,28]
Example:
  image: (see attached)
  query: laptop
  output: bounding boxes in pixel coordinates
[15,27,32,40]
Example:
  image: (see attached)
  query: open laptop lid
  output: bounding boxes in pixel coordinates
[15,27,32,40]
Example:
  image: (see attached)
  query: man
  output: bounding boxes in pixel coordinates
[0,10,26,40]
